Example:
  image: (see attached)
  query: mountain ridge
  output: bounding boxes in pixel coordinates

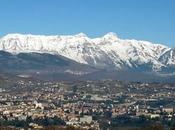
[0,33,175,82]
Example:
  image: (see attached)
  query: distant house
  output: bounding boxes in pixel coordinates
[80,115,92,123]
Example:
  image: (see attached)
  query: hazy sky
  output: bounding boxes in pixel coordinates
[0,0,174,47]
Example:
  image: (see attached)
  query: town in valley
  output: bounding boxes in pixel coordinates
[0,75,175,130]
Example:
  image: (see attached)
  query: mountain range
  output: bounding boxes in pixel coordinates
[0,33,174,82]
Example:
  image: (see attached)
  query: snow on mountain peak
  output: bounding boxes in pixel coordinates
[75,32,88,37]
[103,32,119,41]
[0,32,173,72]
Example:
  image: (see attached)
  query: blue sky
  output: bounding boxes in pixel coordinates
[0,0,174,47]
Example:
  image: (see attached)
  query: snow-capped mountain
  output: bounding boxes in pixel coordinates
[159,48,175,66]
[0,32,174,73]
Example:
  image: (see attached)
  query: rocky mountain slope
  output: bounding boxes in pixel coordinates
[0,33,174,82]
